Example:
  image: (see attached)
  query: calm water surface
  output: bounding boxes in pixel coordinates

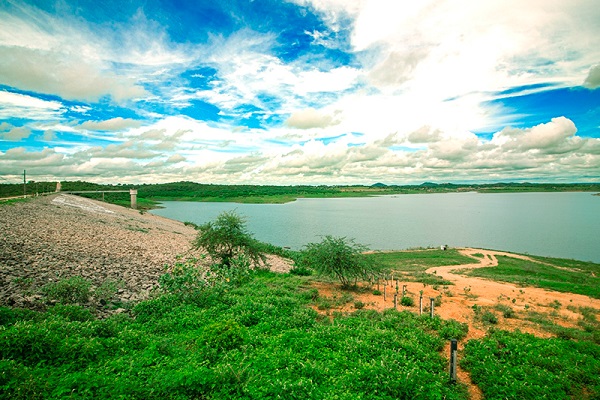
[150,192,600,262]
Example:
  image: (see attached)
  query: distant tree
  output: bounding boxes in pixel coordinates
[302,235,376,288]
[194,211,266,268]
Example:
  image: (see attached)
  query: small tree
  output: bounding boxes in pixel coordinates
[194,211,266,268]
[302,235,375,288]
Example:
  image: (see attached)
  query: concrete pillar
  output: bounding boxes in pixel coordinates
[130,189,137,209]
[55,182,61,192]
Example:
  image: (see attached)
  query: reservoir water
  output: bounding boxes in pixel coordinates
[150,192,600,263]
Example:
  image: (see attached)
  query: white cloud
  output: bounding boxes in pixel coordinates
[79,117,143,131]
[166,154,186,163]
[0,126,31,141]
[584,65,600,89]
[285,108,339,129]
[492,117,578,152]
[0,90,64,120]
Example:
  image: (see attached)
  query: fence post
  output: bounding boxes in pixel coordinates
[419,294,423,315]
[402,285,406,297]
[384,285,387,301]
[394,293,397,309]
[449,339,458,383]
[430,297,435,318]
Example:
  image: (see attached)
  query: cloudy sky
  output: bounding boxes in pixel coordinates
[0,0,599,185]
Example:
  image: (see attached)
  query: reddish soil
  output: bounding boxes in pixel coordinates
[310,248,600,400]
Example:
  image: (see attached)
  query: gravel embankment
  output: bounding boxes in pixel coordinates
[0,194,201,309]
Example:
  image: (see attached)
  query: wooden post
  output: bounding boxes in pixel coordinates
[419,294,423,315]
[449,339,458,383]
[384,285,387,301]
[402,285,407,297]
[394,293,397,309]
[430,297,435,318]
[377,278,380,291]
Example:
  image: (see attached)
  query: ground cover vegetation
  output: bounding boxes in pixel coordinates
[460,255,600,299]
[461,329,600,399]
[365,249,473,285]
[3,209,600,398]
[1,270,471,399]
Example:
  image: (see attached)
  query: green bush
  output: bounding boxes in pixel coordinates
[481,311,498,324]
[94,279,121,305]
[42,276,91,305]
[47,305,94,322]
[401,296,414,307]
[462,330,600,399]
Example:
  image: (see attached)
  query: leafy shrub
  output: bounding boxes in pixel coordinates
[42,276,91,305]
[354,300,365,309]
[401,296,414,307]
[94,279,121,305]
[289,266,312,276]
[201,320,246,351]
[0,307,41,327]
[494,304,516,318]
[372,289,382,295]
[194,210,266,267]
[439,319,469,340]
[481,311,498,324]
[301,235,376,288]
[47,305,94,322]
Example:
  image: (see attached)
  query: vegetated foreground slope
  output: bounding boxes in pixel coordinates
[2,196,600,399]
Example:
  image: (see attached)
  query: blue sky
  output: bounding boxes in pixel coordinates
[0,0,599,184]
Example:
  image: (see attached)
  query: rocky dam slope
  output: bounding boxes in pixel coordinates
[0,194,205,310]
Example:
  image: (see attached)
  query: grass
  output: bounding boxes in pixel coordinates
[365,249,474,285]
[462,329,600,399]
[461,255,600,298]
[0,271,470,399]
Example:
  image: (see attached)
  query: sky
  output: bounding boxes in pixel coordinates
[0,0,599,185]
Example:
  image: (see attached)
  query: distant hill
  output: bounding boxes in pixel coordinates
[371,182,387,188]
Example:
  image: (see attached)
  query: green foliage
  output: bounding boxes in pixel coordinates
[354,300,365,309]
[462,330,600,399]
[194,210,266,268]
[494,304,516,318]
[365,249,472,285]
[401,296,415,307]
[47,305,94,322]
[289,265,313,276]
[93,279,121,305]
[0,272,472,399]
[462,255,600,298]
[41,276,92,305]
[302,235,376,288]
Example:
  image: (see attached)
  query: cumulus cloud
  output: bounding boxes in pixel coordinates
[583,65,600,89]
[0,90,64,120]
[285,108,339,129]
[492,117,578,152]
[0,126,31,142]
[166,154,186,163]
[0,46,147,103]
[79,117,143,131]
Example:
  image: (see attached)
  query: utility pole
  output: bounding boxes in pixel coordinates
[23,170,26,198]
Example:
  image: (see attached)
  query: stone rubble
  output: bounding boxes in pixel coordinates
[0,194,293,314]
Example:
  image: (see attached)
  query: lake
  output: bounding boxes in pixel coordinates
[150,192,600,263]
